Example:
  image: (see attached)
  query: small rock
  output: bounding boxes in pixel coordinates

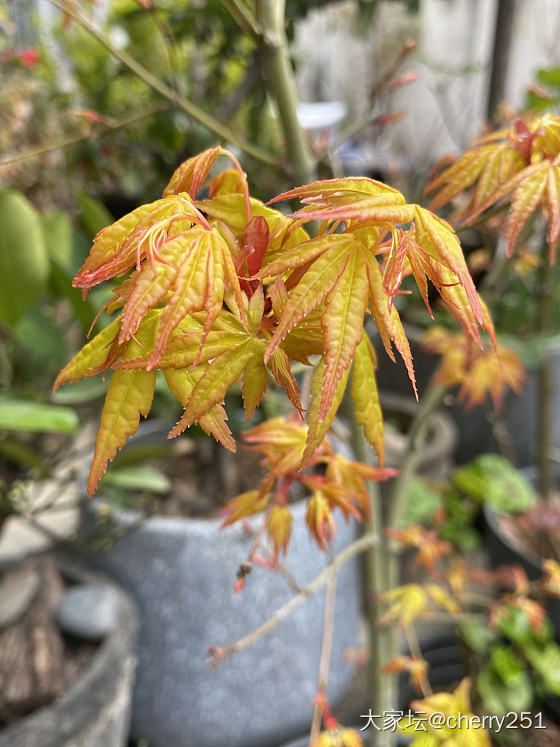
[0,568,40,629]
[57,584,119,641]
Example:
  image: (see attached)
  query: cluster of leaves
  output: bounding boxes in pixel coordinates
[426,113,560,263]
[399,678,491,747]
[422,326,524,409]
[55,146,492,505]
[221,416,396,557]
[401,454,535,552]
[386,505,560,730]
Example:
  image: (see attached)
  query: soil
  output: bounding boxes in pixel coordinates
[110,436,266,519]
[497,493,560,565]
[0,554,97,728]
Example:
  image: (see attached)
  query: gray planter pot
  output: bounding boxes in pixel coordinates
[0,555,138,747]
[80,429,362,747]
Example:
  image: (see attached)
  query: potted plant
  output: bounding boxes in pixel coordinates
[424,111,560,641]
[53,130,510,746]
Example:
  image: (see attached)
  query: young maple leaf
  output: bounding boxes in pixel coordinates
[423,327,524,409]
[259,178,488,461]
[426,113,560,262]
[399,678,491,746]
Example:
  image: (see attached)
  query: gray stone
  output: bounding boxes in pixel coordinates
[0,559,138,747]
[57,585,119,641]
[0,568,40,629]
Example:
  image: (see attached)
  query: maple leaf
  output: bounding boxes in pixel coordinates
[423,327,524,409]
[163,368,235,451]
[167,337,265,438]
[86,317,160,496]
[426,113,560,262]
[350,334,384,466]
[266,504,293,558]
[306,490,337,550]
[400,678,491,746]
[73,193,209,290]
[221,490,269,528]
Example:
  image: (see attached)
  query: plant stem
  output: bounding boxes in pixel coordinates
[538,240,553,501]
[255,0,315,186]
[345,396,395,747]
[207,532,378,671]
[220,0,261,42]
[309,547,337,743]
[47,0,279,169]
[387,386,447,543]
[0,103,170,169]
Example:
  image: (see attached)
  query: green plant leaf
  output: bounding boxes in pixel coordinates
[400,478,443,528]
[459,620,498,655]
[477,661,533,716]
[526,643,560,695]
[41,210,73,270]
[0,400,78,433]
[77,193,113,237]
[102,465,171,494]
[453,454,535,513]
[0,190,49,326]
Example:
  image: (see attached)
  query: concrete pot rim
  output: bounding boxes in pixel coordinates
[0,552,138,747]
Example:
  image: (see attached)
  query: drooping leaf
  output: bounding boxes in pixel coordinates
[164,368,235,450]
[168,338,263,438]
[87,322,159,495]
[364,256,416,396]
[351,335,384,465]
[413,206,482,325]
[53,317,121,391]
[505,165,549,256]
[320,243,369,419]
[264,239,352,363]
[242,356,269,421]
[303,357,349,464]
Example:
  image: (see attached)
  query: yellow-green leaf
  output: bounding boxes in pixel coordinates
[53,317,121,391]
[242,356,269,421]
[164,368,235,451]
[320,244,369,419]
[351,335,384,466]
[168,338,262,437]
[365,256,416,396]
[264,240,351,363]
[303,357,349,465]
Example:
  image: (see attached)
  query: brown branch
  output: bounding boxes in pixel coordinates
[0,103,170,169]
[47,0,279,169]
[207,532,377,671]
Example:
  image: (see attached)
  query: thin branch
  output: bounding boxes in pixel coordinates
[310,546,337,744]
[207,532,377,671]
[47,0,279,169]
[220,0,261,42]
[255,0,315,185]
[146,1,183,95]
[0,103,170,169]
[322,40,416,156]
